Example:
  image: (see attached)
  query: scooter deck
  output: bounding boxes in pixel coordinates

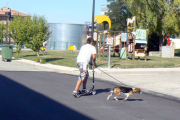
[79,92,92,96]
[79,90,96,96]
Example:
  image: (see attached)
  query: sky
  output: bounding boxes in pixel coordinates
[1,0,109,24]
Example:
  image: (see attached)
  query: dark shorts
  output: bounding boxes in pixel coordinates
[77,62,89,81]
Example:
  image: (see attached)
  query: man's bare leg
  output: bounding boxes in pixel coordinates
[75,79,82,92]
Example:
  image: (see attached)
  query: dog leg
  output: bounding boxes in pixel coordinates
[107,94,111,100]
[114,96,118,101]
[114,93,120,101]
[124,93,129,101]
[107,91,113,100]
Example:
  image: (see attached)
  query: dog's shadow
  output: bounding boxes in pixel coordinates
[117,98,143,101]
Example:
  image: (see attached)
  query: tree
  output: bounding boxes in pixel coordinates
[0,22,4,42]
[25,15,51,62]
[106,0,132,31]
[122,0,180,49]
[8,15,31,57]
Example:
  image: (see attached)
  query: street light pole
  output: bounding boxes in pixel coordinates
[91,0,95,39]
[9,8,11,44]
[89,0,95,69]
[5,8,11,44]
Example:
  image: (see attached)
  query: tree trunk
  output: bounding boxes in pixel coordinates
[37,51,40,58]
[16,43,19,58]
[159,33,163,51]
[37,51,41,62]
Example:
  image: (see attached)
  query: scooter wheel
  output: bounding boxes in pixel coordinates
[92,91,96,95]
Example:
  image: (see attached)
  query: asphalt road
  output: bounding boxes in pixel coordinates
[0,61,180,120]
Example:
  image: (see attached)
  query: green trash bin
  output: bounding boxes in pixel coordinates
[1,44,13,62]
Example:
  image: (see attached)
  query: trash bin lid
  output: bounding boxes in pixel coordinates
[1,44,13,47]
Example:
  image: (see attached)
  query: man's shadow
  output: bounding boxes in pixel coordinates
[80,88,111,97]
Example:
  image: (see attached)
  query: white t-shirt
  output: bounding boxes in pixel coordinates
[77,44,96,64]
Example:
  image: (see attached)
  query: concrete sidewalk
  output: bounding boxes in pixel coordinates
[6,57,180,101]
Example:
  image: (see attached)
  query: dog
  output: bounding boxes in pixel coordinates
[107,86,142,101]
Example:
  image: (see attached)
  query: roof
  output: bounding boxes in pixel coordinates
[0,7,28,17]
[11,10,28,17]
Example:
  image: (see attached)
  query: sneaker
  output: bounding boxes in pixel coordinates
[81,89,89,94]
[72,90,80,98]
[78,90,82,94]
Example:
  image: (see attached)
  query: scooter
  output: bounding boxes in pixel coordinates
[79,65,96,96]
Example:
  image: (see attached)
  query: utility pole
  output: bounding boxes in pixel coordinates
[89,0,95,69]
[91,0,95,39]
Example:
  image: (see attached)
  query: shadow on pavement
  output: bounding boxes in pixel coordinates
[0,74,92,120]
[126,99,143,101]
[116,98,143,101]
[95,88,112,95]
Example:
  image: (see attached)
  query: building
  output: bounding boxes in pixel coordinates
[46,23,87,50]
[0,7,28,44]
[0,7,87,50]
[0,7,28,21]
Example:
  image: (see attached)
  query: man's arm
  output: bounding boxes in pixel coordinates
[92,54,97,67]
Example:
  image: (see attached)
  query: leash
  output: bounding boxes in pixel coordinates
[96,67,129,87]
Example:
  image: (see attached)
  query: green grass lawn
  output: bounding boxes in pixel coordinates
[5,49,180,69]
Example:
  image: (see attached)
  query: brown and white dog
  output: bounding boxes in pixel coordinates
[107,86,142,101]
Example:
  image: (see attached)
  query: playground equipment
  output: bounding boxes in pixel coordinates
[94,15,112,29]
[97,31,128,60]
[68,45,77,53]
[40,46,45,51]
[40,41,48,51]
[93,15,148,61]
[118,32,134,59]
[126,16,136,60]
[120,16,148,60]
[94,15,112,61]
[134,29,148,60]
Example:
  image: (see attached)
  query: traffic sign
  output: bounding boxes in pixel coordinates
[107,37,113,45]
